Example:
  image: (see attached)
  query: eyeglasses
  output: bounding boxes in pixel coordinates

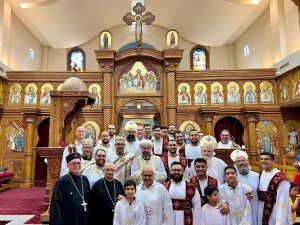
[68,162,81,167]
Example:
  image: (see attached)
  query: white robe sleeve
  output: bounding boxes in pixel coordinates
[160,186,174,225]
[274,180,293,225]
[239,193,252,225]
[192,189,202,225]
[60,146,69,177]
[112,201,122,225]
[154,158,167,182]
[130,157,142,183]
[135,202,147,225]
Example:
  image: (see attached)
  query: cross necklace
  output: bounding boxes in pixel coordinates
[68,173,87,211]
[103,178,116,212]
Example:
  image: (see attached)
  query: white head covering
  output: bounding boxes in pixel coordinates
[115,135,126,143]
[139,139,153,148]
[125,121,137,132]
[230,149,248,162]
[82,139,93,147]
[200,135,217,150]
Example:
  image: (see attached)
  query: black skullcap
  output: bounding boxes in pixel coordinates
[66,152,81,163]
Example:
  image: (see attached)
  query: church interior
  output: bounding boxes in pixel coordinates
[0,0,300,223]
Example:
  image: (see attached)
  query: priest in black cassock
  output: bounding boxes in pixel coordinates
[89,162,124,225]
[49,152,90,225]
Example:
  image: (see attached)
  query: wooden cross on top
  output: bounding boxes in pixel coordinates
[123,2,155,47]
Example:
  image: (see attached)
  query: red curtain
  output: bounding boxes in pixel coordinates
[214,117,244,146]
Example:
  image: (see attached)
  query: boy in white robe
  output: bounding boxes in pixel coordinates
[219,166,252,225]
[113,179,146,225]
[201,186,230,225]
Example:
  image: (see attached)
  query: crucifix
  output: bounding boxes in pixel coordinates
[123,2,155,47]
[81,200,88,211]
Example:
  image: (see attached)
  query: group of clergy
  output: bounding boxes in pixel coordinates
[49,122,293,225]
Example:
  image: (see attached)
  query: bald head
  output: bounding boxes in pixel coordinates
[76,126,86,142]
[141,167,154,187]
[104,163,115,181]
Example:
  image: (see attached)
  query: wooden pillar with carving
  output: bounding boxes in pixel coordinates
[163,49,183,126]
[203,113,215,136]
[21,108,40,188]
[95,50,115,129]
[245,113,257,161]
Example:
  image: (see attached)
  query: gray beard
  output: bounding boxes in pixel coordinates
[237,166,249,175]
[203,156,213,167]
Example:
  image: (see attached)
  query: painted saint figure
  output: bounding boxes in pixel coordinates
[295,80,300,97]
[288,124,298,150]
[211,85,224,104]
[15,128,24,151]
[170,32,175,48]
[103,33,108,49]
[10,85,21,104]
[195,85,207,104]
[245,85,256,103]
[260,83,273,103]
[25,87,37,105]
[41,86,51,104]
[227,85,240,104]
[178,85,190,104]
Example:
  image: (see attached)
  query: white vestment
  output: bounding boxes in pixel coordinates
[110,151,134,185]
[130,155,167,184]
[219,182,252,225]
[257,169,292,225]
[82,163,104,188]
[217,140,233,149]
[60,140,83,177]
[168,180,202,225]
[237,169,259,225]
[92,142,114,161]
[125,140,141,156]
[200,204,230,225]
[185,144,202,160]
[190,157,227,184]
[113,198,147,225]
[153,138,163,155]
[136,181,174,225]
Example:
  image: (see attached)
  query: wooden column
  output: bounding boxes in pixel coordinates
[21,108,40,188]
[203,113,215,136]
[95,50,115,129]
[163,49,183,127]
[245,113,258,161]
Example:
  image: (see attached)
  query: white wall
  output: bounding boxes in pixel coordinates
[234,8,273,69]
[9,12,43,71]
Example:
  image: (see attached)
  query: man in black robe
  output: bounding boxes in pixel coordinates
[89,163,124,225]
[50,152,90,225]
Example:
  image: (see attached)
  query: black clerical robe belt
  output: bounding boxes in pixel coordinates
[172,199,193,211]
[257,190,277,203]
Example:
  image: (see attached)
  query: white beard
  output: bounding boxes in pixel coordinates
[204,156,213,167]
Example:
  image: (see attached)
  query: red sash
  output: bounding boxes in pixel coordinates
[257,171,287,225]
[165,180,195,225]
[161,154,187,178]
[190,175,218,206]
[178,145,186,158]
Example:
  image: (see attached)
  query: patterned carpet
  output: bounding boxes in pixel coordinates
[0,187,45,224]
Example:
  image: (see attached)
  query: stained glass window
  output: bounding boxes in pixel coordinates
[191,46,208,70]
[67,48,85,71]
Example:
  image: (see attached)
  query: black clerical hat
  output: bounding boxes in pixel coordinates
[66,152,81,163]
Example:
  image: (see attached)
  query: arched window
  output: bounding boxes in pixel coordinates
[190,45,209,70]
[67,47,86,71]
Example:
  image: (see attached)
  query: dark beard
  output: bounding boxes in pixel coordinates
[170,174,183,182]
[142,153,151,160]
[191,140,198,145]
[102,139,109,144]
[126,135,136,142]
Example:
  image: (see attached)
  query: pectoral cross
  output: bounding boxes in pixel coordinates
[81,200,88,211]
[123,2,155,47]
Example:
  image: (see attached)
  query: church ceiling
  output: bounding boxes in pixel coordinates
[10,0,269,48]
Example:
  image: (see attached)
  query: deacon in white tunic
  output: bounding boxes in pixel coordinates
[167,162,201,225]
[185,129,202,160]
[136,168,174,225]
[60,126,85,176]
[152,125,165,156]
[219,166,252,225]
[113,179,146,225]
[231,149,259,225]
[257,152,292,225]
[82,149,105,187]
[130,139,167,184]
[190,135,227,184]
[217,129,241,149]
